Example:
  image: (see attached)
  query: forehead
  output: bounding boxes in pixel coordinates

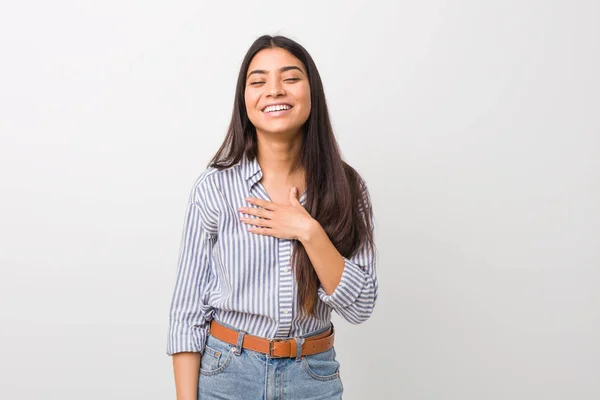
[247,48,306,73]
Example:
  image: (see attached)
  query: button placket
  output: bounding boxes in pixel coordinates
[275,238,293,337]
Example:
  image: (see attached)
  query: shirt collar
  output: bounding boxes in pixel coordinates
[241,153,263,192]
[239,153,307,205]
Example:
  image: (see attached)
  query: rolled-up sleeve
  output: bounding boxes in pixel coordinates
[166,195,216,355]
[317,181,378,324]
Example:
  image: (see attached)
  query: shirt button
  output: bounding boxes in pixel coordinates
[283,267,290,273]
[282,309,289,315]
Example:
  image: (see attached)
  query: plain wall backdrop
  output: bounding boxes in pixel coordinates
[1,0,599,399]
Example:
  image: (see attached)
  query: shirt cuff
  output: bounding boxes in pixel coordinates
[166,325,208,356]
[317,257,367,309]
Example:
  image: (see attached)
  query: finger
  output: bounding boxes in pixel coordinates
[247,227,274,236]
[245,197,277,211]
[241,217,271,228]
[239,206,272,219]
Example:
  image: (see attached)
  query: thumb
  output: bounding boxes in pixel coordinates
[289,186,299,204]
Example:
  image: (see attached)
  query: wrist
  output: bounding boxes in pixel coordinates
[299,218,321,244]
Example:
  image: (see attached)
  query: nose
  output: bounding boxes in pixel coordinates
[266,79,286,97]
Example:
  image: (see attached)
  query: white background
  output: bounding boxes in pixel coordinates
[1,1,599,399]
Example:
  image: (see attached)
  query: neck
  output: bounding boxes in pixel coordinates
[255,129,304,179]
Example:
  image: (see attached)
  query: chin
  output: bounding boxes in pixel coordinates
[263,127,301,135]
[256,122,302,135]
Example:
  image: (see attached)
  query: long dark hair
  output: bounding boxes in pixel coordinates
[208,34,375,316]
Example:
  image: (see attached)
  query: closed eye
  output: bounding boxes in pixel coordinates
[250,78,298,85]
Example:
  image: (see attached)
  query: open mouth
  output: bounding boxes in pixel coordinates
[262,103,293,113]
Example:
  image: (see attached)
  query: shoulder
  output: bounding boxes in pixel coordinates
[187,161,242,205]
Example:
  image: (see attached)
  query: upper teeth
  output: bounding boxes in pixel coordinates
[264,104,291,113]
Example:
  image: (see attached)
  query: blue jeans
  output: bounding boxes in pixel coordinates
[198,323,344,399]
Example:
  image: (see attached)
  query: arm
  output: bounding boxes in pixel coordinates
[167,197,216,398]
[172,352,201,400]
[300,183,378,324]
[240,179,377,324]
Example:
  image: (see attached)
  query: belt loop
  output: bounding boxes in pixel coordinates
[234,330,245,356]
[295,337,305,362]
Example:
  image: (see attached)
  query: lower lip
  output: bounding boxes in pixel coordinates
[263,107,293,117]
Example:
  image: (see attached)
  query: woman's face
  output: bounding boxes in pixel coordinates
[244,47,311,137]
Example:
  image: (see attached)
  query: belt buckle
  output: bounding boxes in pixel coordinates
[269,338,285,358]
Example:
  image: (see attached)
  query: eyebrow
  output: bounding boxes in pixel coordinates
[246,65,305,79]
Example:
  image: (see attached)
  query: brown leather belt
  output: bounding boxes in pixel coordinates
[209,320,335,358]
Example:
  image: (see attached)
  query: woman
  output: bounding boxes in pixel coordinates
[167,34,378,400]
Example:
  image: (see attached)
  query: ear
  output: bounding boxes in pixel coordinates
[289,186,300,205]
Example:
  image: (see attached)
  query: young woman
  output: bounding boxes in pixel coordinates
[167,34,378,400]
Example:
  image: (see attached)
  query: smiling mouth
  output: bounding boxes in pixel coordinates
[262,104,293,113]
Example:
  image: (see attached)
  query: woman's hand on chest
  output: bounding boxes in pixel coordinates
[238,187,318,243]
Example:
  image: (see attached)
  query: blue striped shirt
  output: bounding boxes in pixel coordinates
[166,155,378,355]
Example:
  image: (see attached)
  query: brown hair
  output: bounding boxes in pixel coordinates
[208,34,375,316]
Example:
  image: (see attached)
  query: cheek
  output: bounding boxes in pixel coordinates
[300,84,311,105]
[245,87,261,104]
[305,95,311,114]
[300,89,311,119]
[244,91,259,118]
